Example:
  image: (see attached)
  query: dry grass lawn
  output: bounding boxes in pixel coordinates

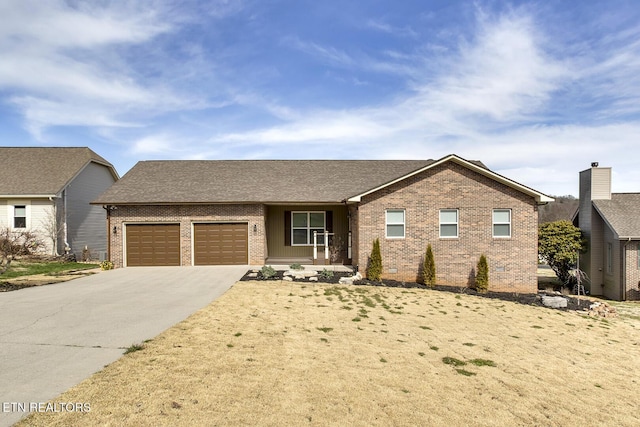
[19,281,640,426]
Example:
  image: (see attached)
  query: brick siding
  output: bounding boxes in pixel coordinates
[108,204,265,267]
[356,162,539,293]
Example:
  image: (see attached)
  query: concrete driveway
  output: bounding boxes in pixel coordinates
[0,265,247,426]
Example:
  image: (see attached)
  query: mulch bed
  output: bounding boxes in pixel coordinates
[240,270,592,311]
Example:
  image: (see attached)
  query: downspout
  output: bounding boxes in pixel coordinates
[622,237,632,301]
[48,196,58,255]
[62,189,69,254]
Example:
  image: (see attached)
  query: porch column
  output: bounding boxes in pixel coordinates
[324,231,329,265]
[348,231,352,260]
[313,231,318,265]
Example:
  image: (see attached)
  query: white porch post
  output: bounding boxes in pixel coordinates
[313,231,318,264]
[348,231,352,259]
[324,230,329,264]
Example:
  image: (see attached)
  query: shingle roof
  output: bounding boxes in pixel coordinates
[593,193,640,238]
[0,147,117,196]
[93,160,436,204]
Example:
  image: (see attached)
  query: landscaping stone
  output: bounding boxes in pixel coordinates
[247,272,258,278]
[283,276,293,281]
[339,272,362,285]
[541,295,568,309]
[585,301,618,318]
[309,277,318,282]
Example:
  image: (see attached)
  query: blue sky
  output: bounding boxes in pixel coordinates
[1,0,639,197]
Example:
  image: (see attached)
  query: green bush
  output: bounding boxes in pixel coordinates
[289,263,304,270]
[367,238,382,281]
[475,254,489,293]
[100,260,114,271]
[260,265,277,279]
[422,244,436,287]
[319,268,334,281]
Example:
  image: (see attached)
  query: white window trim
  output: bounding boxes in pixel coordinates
[12,204,28,229]
[385,209,406,239]
[492,209,512,238]
[439,209,459,238]
[291,211,326,246]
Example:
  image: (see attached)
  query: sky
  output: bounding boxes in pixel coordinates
[1,0,639,197]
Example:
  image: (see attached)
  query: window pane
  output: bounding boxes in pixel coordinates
[309,212,324,227]
[387,224,404,237]
[14,217,26,228]
[293,229,307,244]
[292,213,307,227]
[311,229,325,244]
[440,210,457,223]
[493,210,510,223]
[386,210,404,224]
[15,206,26,217]
[493,224,510,237]
[440,224,458,237]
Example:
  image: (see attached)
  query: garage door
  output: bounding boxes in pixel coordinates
[126,224,180,266]
[193,223,248,265]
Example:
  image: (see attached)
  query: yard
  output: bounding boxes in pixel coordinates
[19,280,640,426]
[0,260,98,291]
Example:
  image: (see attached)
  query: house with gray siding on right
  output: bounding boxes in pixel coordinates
[576,163,640,300]
[0,147,119,260]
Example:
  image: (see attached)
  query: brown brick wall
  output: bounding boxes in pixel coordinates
[108,204,265,267]
[356,162,539,293]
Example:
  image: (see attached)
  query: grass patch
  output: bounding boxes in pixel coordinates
[316,327,333,333]
[442,357,466,367]
[419,326,432,330]
[123,343,145,354]
[469,358,497,367]
[455,369,477,376]
[2,261,96,279]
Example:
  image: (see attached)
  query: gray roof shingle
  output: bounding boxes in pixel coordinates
[593,193,640,238]
[93,160,438,204]
[0,147,116,196]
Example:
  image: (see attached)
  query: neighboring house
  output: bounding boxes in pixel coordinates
[93,154,552,293]
[0,147,119,260]
[576,163,640,301]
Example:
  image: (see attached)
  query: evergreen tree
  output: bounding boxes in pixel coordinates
[367,238,382,281]
[476,254,489,293]
[423,244,436,287]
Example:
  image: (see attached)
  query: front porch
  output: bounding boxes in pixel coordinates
[264,204,354,266]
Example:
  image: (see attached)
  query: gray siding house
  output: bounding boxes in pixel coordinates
[0,147,119,260]
[576,164,640,300]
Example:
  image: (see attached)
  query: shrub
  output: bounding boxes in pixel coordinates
[422,244,436,287]
[100,260,114,271]
[366,238,383,281]
[475,254,489,293]
[319,268,334,281]
[260,265,277,279]
[289,263,304,270]
[538,220,586,286]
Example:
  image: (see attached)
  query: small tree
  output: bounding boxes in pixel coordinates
[475,254,489,293]
[538,220,586,285]
[0,227,42,275]
[40,206,64,255]
[367,238,382,281]
[422,244,436,287]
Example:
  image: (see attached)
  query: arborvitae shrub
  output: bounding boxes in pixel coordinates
[367,238,382,281]
[476,254,489,293]
[423,244,436,287]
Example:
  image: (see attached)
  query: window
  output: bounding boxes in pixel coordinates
[493,209,511,237]
[13,205,26,228]
[607,243,612,274]
[440,209,458,238]
[292,211,325,245]
[386,209,405,238]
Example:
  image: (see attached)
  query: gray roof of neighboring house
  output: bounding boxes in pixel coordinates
[93,160,437,204]
[593,193,640,238]
[0,147,117,196]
